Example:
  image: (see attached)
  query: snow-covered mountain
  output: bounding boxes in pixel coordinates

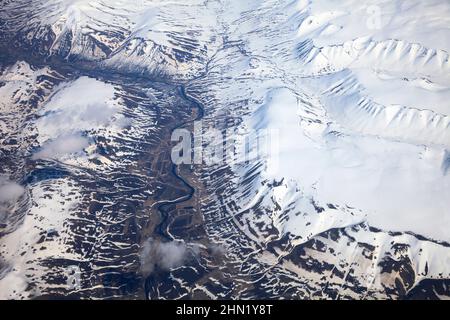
[0,0,449,299]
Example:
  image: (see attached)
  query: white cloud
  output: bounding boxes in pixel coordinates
[251,87,450,242]
[208,244,227,256]
[0,178,24,203]
[139,238,192,276]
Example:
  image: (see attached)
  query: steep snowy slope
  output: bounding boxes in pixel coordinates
[0,0,222,78]
[186,0,450,298]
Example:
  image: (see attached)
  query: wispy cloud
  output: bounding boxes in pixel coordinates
[36,77,127,141]
[0,178,25,230]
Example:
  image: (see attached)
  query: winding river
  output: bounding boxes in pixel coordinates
[155,85,205,241]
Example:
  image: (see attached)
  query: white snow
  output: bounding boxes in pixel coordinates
[1,0,450,298]
[0,178,25,203]
[255,87,450,242]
